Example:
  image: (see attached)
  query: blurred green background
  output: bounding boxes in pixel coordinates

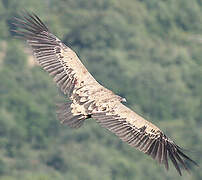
[0,0,201,179]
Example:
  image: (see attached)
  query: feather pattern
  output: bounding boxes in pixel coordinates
[13,12,198,176]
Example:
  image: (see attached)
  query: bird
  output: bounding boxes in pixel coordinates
[13,12,198,175]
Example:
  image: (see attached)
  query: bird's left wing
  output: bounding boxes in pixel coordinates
[13,12,198,175]
[13,13,99,97]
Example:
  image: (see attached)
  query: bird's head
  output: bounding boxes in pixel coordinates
[116,95,127,103]
[121,97,127,103]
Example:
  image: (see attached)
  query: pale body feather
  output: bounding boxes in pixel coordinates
[13,13,198,176]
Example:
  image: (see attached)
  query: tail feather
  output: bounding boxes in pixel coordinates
[56,102,86,128]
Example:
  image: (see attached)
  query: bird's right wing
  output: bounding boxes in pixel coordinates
[92,102,198,175]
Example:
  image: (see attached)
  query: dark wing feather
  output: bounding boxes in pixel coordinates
[13,12,198,176]
[13,13,103,127]
[13,13,98,97]
[92,103,198,176]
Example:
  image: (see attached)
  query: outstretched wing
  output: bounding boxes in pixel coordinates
[13,13,119,127]
[92,102,198,175]
[13,12,198,175]
[13,12,99,97]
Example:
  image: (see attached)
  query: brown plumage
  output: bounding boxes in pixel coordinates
[13,12,198,175]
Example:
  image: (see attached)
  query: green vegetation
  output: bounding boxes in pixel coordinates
[0,0,201,179]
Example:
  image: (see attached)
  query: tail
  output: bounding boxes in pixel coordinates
[56,102,87,128]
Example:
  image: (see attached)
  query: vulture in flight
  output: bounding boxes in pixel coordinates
[13,12,198,175]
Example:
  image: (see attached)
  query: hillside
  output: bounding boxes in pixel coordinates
[0,0,201,179]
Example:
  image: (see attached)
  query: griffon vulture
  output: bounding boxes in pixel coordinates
[13,12,198,175]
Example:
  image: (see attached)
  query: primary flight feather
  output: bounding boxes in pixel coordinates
[13,12,198,175]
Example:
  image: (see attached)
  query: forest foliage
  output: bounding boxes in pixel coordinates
[0,0,201,179]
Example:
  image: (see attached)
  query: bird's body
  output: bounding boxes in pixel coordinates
[13,12,198,175]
